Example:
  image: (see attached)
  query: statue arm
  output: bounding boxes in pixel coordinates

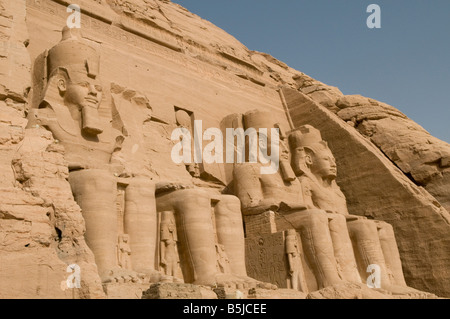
[287,253,294,274]
[160,240,166,266]
[26,106,57,130]
[299,177,317,210]
[26,105,69,144]
[233,163,279,215]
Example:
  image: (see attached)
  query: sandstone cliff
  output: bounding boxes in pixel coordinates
[0,0,448,298]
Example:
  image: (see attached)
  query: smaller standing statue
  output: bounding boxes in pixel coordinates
[160,211,180,279]
[117,234,132,270]
[285,229,308,293]
[215,243,232,274]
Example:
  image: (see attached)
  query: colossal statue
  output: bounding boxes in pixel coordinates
[233,110,434,296]
[27,27,159,283]
[233,110,361,289]
[289,125,428,295]
[27,27,269,291]
[156,187,274,289]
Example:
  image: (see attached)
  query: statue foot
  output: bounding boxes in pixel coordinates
[379,285,436,299]
[101,268,144,284]
[160,274,184,283]
[237,275,277,290]
[136,268,164,283]
[194,273,277,290]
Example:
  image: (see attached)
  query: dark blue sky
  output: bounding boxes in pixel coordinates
[173,0,450,142]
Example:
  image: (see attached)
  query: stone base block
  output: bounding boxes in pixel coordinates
[248,288,307,299]
[142,283,202,299]
[103,283,150,299]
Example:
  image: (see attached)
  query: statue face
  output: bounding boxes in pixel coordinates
[310,148,337,178]
[63,72,103,109]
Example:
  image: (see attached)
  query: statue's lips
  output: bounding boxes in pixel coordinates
[84,97,99,105]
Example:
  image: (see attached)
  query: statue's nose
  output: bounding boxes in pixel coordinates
[89,84,98,96]
[330,157,337,167]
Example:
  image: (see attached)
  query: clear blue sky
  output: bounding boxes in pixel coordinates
[173,0,450,143]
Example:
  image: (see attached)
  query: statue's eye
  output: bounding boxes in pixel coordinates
[95,85,103,92]
[78,82,90,88]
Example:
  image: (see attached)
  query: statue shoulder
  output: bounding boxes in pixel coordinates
[233,162,261,177]
[26,104,57,128]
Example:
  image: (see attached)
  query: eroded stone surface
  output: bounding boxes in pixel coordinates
[0,0,448,299]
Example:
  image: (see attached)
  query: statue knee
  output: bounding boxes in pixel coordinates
[374,220,395,239]
[302,209,329,229]
[69,169,116,195]
[374,220,393,231]
[126,177,155,200]
[327,213,347,225]
[176,189,210,204]
[216,195,241,212]
[347,219,378,239]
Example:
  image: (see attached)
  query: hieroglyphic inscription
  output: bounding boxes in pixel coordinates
[245,232,289,288]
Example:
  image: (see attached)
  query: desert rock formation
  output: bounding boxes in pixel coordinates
[0,0,448,299]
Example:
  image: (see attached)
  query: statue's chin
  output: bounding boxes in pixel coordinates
[320,172,337,181]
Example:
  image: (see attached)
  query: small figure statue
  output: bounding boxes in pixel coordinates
[160,211,180,278]
[215,243,232,274]
[118,234,132,270]
[285,229,308,293]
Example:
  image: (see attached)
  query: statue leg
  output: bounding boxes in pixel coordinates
[282,209,342,289]
[214,195,246,277]
[346,219,391,288]
[348,219,435,297]
[327,213,361,283]
[124,177,159,280]
[157,189,218,286]
[374,221,407,286]
[69,169,118,280]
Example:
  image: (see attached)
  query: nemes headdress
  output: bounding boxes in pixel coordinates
[288,125,329,176]
[47,27,100,79]
[288,125,324,151]
[243,110,275,131]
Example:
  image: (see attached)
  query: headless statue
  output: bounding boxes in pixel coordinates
[156,186,275,289]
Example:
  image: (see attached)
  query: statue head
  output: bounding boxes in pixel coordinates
[242,110,283,175]
[119,234,129,243]
[288,125,337,180]
[243,110,285,146]
[43,27,103,135]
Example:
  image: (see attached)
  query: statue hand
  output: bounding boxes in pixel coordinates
[279,201,307,212]
[345,214,367,221]
[243,200,279,215]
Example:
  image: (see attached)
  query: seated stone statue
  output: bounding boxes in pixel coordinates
[27,27,159,283]
[289,125,429,296]
[156,185,275,289]
[233,110,361,289]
